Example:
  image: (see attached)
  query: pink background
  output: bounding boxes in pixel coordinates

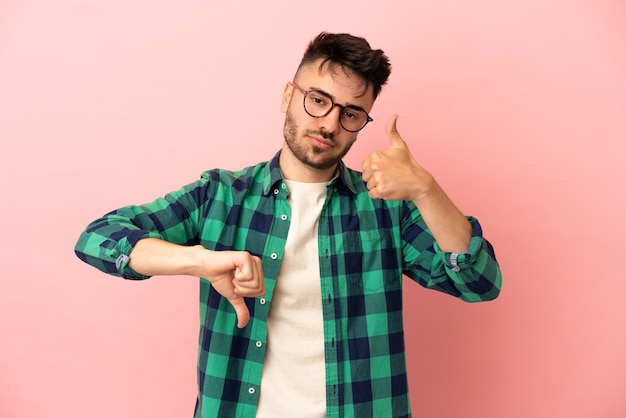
[1,1,625,417]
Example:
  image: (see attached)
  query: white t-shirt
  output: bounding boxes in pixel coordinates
[255,180,328,418]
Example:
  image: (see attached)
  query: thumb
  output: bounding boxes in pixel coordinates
[386,114,406,149]
[228,294,251,328]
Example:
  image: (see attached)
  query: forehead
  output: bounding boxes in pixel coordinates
[295,60,375,108]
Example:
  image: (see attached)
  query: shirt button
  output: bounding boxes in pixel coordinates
[256,341,262,348]
[281,183,286,189]
[259,298,266,305]
[271,253,278,260]
[249,387,256,395]
[273,189,279,195]
[281,214,287,221]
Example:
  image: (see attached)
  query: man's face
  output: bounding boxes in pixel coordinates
[280,60,375,179]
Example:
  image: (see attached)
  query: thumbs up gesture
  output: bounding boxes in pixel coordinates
[362,115,434,202]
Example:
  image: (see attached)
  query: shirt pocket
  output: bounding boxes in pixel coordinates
[344,230,399,293]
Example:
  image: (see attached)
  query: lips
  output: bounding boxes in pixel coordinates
[308,135,333,149]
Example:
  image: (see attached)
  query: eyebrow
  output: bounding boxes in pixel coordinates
[308,86,368,113]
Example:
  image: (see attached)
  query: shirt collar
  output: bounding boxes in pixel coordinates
[262,151,358,195]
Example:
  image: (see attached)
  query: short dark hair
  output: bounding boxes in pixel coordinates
[297,32,392,99]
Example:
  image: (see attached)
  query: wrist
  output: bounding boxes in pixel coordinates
[185,245,211,277]
[410,176,440,205]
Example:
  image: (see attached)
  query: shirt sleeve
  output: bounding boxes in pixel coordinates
[74,176,211,279]
[401,203,502,302]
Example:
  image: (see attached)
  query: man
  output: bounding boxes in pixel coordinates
[75,32,502,418]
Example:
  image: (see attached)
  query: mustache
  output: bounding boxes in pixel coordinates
[305,129,334,141]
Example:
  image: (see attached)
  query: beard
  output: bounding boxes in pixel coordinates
[283,111,355,171]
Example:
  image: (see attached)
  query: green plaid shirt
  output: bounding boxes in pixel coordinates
[75,151,501,418]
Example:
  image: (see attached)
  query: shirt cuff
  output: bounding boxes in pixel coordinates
[107,230,162,279]
[434,217,485,272]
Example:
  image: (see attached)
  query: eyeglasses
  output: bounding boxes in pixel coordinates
[291,82,373,132]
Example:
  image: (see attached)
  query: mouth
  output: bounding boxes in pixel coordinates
[307,134,333,150]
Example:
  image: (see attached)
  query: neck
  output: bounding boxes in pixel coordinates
[279,146,337,183]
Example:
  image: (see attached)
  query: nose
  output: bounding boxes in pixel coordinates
[318,105,342,134]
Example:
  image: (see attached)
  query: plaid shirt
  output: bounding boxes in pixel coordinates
[75,151,502,418]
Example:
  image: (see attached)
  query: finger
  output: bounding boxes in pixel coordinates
[362,152,382,181]
[386,114,407,150]
[234,268,263,295]
[254,257,266,294]
[228,296,251,328]
[234,256,265,294]
[368,187,381,200]
[366,175,382,198]
[361,167,371,182]
[233,253,256,282]
[365,174,377,191]
[249,256,264,293]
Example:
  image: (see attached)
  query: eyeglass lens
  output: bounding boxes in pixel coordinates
[302,90,370,132]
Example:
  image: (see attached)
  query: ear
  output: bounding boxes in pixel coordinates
[280,82,293,113]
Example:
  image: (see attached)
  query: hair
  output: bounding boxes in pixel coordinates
[296,32,392,99]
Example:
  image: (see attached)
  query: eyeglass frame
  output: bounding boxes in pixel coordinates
[290,81,374,132]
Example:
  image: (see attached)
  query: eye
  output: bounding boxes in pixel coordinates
[309,94,328,107]
[343,108,364,120]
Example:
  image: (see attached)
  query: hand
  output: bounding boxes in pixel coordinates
[362,116,472,252]
[361,114,435,202]
[199,248,265,328]
[128,239,265,328]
